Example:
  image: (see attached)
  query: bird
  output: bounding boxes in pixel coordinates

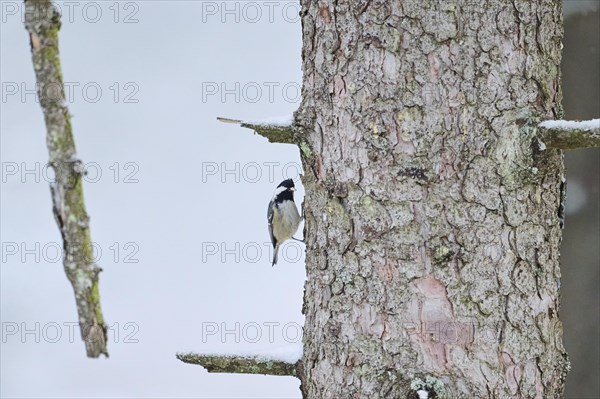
[267,178,302,266]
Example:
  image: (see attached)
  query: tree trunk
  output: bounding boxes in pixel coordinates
[296,0,568,397]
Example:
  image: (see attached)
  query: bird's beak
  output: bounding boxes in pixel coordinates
[289,187,296,192]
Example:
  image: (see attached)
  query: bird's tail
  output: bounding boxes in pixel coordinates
[272,244,280,267]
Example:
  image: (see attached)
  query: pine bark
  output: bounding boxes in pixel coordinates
[296,0,568,397]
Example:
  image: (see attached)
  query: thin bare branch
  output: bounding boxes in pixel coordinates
[24,0,108,358]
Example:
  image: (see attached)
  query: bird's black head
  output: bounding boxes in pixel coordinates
[277,179,295,190]
[274,179,296,203]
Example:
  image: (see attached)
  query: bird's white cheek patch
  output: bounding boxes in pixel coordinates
[272,186,288,200]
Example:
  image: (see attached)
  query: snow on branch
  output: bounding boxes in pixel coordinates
[538,119,600,150]
[176,353,300,377]
[217,115,296,144]
[24,0,108,357]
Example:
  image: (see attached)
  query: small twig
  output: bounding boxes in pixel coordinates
[176,352,300,377]
[217,116,296,144]
[538,119,600,150]
[24,0,107,358]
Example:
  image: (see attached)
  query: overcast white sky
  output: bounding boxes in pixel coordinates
[1,1,305,398]
[2,1,599,398]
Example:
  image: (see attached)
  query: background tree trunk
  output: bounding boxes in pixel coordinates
[296,0,568,397]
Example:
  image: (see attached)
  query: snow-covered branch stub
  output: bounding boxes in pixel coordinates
[538,119,600,150]
[217,115,296,144]
[176,346,302,377]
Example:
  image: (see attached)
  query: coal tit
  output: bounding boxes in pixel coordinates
[267,179,301,266]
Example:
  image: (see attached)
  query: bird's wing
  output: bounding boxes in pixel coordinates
[267,199,277,248]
